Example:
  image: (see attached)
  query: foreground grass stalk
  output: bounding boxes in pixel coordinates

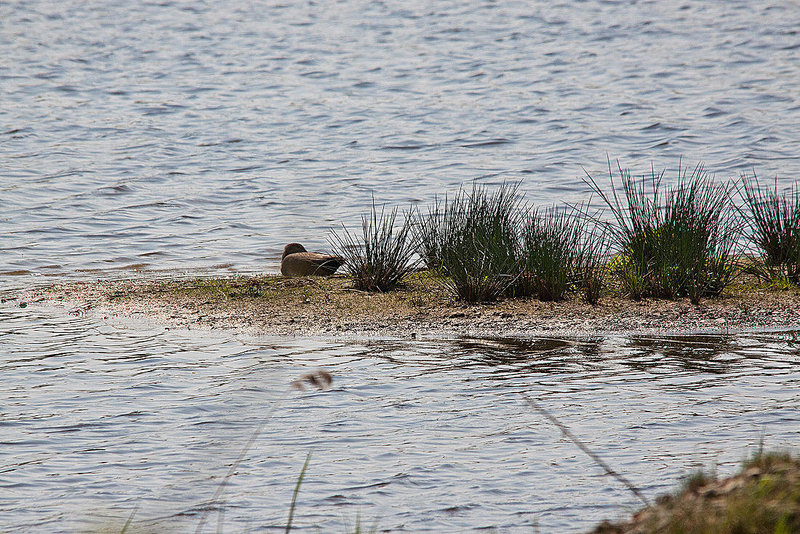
[285,452,311,533]
[119,504,138,534]
[521,394,650,507]
[194,389,291,534]
[347,512,380,534]
[195,371,332,534]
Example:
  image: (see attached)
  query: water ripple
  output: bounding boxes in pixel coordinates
[2,0,800,279]
[2,305,798,531]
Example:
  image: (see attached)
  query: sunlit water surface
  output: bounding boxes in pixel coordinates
[2,0,800,277]
[3,0,800,531]
[1,304,799,532]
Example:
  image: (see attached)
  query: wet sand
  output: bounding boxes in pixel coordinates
[21,272,800,338]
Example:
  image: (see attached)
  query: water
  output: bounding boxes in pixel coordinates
[1,304,799,532]
[2,0,800,277]
[3,0,800,531]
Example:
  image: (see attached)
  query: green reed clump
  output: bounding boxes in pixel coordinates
[576,223,609,305]
[414,183,523,302]
[741,173,800,285]
[586,161,739,303]
[517,206,592,301]
[329,201,419,292]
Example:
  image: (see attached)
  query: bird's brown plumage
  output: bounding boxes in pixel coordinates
[280,243,345,277]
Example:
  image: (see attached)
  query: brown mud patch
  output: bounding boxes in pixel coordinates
[21,272,800,338]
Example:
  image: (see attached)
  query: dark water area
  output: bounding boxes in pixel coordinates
[2,0,800,278]
[2,304,800,532]
[3,1,800,531]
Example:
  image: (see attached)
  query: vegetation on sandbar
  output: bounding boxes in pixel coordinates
[330,161,800,304]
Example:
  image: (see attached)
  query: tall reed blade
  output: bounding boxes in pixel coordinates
[285,452,311,533]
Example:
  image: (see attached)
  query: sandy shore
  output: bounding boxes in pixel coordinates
[20,272,800,338]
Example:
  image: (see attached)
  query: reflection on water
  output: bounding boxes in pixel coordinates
[2,303,799,532]
[623,335,736,374]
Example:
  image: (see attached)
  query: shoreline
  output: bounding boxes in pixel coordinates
[21,272,800,339]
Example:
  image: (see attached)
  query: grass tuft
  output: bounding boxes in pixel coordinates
[740,173,800,285]
[329,200,419,292]
[585,160,739,303]
[414,182,524,302]
[595,451,800,534]
[517,206,593,301]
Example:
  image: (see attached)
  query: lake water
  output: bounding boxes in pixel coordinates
[3,0,800,277]
[2,303,800,532]
[2,0,800,532]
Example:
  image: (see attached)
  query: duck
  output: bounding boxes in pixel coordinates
[280,243,346,277]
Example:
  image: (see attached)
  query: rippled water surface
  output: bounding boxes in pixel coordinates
[1,304,799,532]
[3,1,800,532]
[2,0,800,276]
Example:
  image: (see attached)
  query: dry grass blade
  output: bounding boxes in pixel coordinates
[291,369,333,391]
[521,394,650,507]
